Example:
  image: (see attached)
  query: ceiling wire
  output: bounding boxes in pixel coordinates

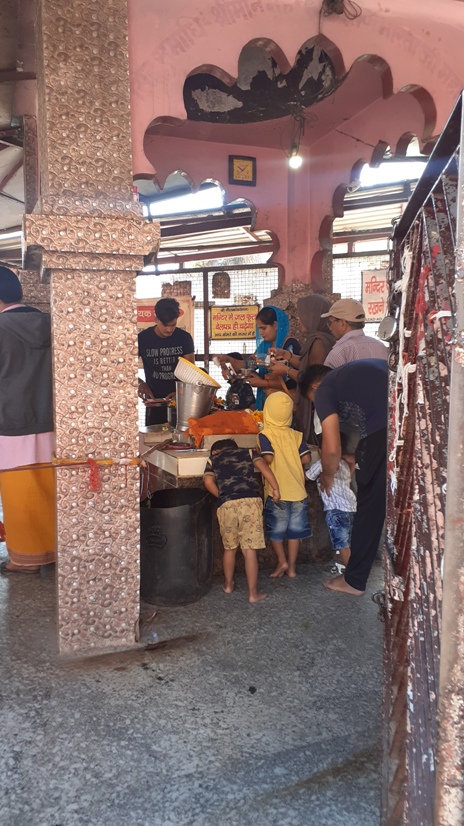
[334,128,377,150]
[318,0,362,34]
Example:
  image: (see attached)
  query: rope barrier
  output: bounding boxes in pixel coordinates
[0,456,149,474]
[0,456,148,492]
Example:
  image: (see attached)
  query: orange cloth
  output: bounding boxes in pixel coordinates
[0,466,56,566]
[188,410,259,448]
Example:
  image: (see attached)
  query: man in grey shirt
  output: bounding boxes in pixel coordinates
[321,298,388,368]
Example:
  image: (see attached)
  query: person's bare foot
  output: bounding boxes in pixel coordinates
[270,562,288,578]
[323,574,364,596]
[223,581,235,594]
[286,567,297,578]
[249,592,267,603]
[0,559,40,575]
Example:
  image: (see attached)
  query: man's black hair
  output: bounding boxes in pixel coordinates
[210,438,237,454]
[298,364,332,397]
[155,297,180,324]
[0,266,22,304]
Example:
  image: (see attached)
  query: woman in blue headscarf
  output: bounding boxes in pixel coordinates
[220,306,300,410]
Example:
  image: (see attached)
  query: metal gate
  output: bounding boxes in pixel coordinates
[137,262,281,396]
[383,94,464,825]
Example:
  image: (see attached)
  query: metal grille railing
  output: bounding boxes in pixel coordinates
[383,123,460,825]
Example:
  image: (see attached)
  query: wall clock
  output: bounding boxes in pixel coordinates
[228,155,256,186]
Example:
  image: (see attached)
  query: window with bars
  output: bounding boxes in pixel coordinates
[136,265,280,420]
[332,249,389,336]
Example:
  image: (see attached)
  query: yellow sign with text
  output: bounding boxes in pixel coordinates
[210,305,258,340]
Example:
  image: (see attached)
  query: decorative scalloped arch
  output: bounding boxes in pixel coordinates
[350,54,393,99]
[312,142,404,283]
[397,85,437,146]
[142,35,444,289]
[134,170,262,236]
[182,36,345,124]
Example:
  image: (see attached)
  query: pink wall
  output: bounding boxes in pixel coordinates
[307,88,432,266]
[127,0,464,284]
[144,132,290,269]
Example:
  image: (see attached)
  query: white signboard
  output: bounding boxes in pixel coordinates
[362,270,388,322]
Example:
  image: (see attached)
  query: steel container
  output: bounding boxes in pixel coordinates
[175,381,216,431]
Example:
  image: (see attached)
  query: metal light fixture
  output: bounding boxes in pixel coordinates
[287,113,305,170]
[288,146,303,169]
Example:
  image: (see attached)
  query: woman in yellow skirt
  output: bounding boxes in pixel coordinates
[0,266,56,574]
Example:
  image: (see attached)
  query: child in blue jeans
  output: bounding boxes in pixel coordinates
[259,392,312,577]
[306,457,357,567]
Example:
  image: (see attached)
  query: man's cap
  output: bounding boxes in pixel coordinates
[320,298,365,322]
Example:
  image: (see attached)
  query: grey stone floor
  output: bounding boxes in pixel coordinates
[0,548,383,826]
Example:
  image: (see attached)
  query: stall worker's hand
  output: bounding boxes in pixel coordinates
[269,347,289,361]
[244,373,267,388]
[138,381,156,404]
[267,360,289,376]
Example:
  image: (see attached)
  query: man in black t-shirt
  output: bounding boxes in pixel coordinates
[138,297,195,426]
[299,359,388,596]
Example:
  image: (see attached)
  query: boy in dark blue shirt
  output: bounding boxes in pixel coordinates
[203,439,280,603]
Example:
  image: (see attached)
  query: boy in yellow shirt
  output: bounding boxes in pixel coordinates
[259,392,312,577]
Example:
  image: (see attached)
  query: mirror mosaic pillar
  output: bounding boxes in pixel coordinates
[24,0,159,654]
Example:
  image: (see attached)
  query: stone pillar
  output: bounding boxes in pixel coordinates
[18,268,50,310]
[24,0,158,654]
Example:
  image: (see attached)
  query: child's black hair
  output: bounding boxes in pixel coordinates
[298,364,332,397]
[210,438,237,454]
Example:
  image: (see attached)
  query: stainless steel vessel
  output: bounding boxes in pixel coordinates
[175,381,217,431]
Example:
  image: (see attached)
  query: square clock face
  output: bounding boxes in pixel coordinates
[228,155,256,186]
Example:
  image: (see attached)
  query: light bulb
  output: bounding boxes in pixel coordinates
[288,153,303,170]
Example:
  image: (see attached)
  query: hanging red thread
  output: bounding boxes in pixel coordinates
[88,458,102,492]
[0,521,5,541]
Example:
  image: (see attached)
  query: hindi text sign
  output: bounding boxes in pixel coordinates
[362,270,388,322]
[210,305,258,340]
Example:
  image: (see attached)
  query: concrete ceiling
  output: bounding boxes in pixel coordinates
[0,0,20,129]
[0,3,435,265]
[148,58,384,152]
[0,0,35,259]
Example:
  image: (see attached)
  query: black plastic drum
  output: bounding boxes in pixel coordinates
[140,489,213,606]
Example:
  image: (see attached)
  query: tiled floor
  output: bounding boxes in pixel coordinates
[0,548,383,826]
